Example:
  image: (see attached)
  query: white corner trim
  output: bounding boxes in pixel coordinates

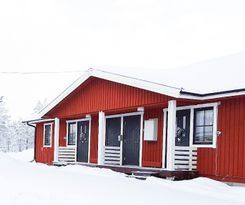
[162,109,167,168]
[43,122,53,148]
[138,112,144,167]
[53,118,60,162]
[98,111,105,165]
[166,100,176,171]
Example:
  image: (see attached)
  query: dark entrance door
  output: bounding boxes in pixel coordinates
[105,117,121,147]
[122,115,141,166]
[77,120,89,162]
[176,109,190,146]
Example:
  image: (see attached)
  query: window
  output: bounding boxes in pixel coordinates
[193,107,214,145]
[44,123,52,147]
[68,122,76,145]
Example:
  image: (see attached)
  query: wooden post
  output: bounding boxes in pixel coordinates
[166,100,176,171]
[53,117,60,163]
[98,111,105,165]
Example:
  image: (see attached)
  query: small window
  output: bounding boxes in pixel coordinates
[193,107,214,145]
[68,122,76,145]
[44,124,52,147]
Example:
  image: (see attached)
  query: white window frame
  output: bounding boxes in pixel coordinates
[190,103,219,148]
[163,102,219,149]
[66,121,77,147]
[66,117,91,163]
[43,123,53,148]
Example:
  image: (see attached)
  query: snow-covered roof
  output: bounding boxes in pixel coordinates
[37,53,245,119]
[97,52,245,95]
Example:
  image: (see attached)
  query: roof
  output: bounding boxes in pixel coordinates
[36,53,245,119]
[96,52,245,95]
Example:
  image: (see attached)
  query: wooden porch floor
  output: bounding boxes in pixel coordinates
[54,162,199,180]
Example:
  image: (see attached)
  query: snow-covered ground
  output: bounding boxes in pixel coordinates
[1,150,245,205]
[7,149,34,162]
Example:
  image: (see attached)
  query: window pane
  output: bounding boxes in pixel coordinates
[204,126,213,137]
[205,109,213,125]
[195,110,204,126]
[44,124,51,146]
[194,127,204,143]
[193,107,214,145]
[68,123,76,145]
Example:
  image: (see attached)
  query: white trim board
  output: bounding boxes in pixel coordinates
[35,68,244,120]
[37,69,181,119]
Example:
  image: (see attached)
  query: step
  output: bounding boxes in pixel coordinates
[126,174,148,180]
[131,170,159,177]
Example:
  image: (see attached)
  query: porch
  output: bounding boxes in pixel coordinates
[55,145,198,180]
[51,100,218,179]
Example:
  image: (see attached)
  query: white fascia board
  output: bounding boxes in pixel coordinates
[37,69,181,119]
[37,71,91,118]
[35,68,245,120]
[24,118,55,124]
[92,69,181,98]
[179,90,245,100]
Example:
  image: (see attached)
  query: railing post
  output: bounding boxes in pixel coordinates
[98,111,105,165]
[53,117,60,163]
[166,100,176,171]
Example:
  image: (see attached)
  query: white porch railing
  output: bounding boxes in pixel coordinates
[103,146,122,166]
[58,147,76,163]
[174,146,197,171]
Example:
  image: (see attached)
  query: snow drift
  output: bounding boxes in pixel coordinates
[0,150,245,205]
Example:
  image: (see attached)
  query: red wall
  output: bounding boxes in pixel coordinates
[34,76,245,183]
[46,77,171,118]
[90,114,98,163]
[36,77,170,165]
[197,96,245,183]
[35,122,54,164]
[142,108,164,167]
[59,119,66,147]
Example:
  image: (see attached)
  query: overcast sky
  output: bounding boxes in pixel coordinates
[1,0,245,120]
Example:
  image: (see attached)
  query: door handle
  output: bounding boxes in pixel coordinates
[118,135,123,141]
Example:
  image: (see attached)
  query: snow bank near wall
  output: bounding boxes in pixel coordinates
[0,152,245,205]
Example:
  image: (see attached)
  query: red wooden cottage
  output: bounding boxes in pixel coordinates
[26,61,245,183]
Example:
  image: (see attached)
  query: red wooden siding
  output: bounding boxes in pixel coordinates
[46,77,171,119]
[35,122,54,164]
[59,119,66,147]
[34,75,245,183]
[197,96,245,183]
[142,108,163,167]
[90,114,98,163]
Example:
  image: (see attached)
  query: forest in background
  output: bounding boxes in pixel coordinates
[0,98,46,152]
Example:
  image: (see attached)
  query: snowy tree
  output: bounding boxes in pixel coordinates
[33,99,47,114]
[0,99,49,152]
[8,121,34,152]
[0,98,11,152]
[0,99,34,152]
